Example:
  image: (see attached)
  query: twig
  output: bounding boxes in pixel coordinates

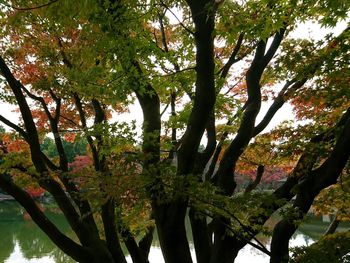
[223,76,245,95]
[59,115,79,127]
[160,103,169,117]
[161,66,196,77]
[197,209,271,256]
[0,115,28,140]
[1,0,59,11]
[160,1,194,35]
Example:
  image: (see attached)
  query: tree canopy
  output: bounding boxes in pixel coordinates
[0,1,349,263]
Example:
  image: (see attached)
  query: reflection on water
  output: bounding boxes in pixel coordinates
[0,201,344,263]
[5,243,55,263]
[0,201,75,263]
[235,233,314,263]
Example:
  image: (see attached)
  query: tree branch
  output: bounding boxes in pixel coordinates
[261,27,286,68]
[252,78,306,136]
[160,1,194,35]
[0,173,90,262]
[0,114,28,140]
[177,0,216,175]
[73,93,100,169]
[0,55,97,246]
[244,165,265,194]
[0,55,46,172]
[1,0,59,11]
[219,33,245,79]
[270,107,350,263]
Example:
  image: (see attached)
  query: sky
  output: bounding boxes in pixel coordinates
[0,19,348,134]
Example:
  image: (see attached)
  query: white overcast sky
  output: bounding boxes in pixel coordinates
[0,19,348,133]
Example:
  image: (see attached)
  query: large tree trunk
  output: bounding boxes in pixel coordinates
[210,219,238,263]
[153,202,193,263]
[189,208,212,263]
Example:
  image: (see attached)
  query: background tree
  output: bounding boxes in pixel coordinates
[0,1,349,263]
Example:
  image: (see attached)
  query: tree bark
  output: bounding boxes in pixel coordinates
[270,108,350,263]
[189,208,212,263]
[324,215,340,236]
[153,202,193,263]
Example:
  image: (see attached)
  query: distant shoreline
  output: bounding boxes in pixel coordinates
[0,193,15,201]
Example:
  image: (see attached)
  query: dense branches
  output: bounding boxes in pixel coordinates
[0,1,349,263]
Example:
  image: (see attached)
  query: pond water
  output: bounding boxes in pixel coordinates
[0,201,344,263]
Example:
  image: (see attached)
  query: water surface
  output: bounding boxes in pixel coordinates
[0,201,345,263]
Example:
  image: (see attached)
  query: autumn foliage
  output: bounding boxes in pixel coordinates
[0,1,349,263]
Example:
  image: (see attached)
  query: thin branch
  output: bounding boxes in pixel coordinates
[223,75,245,96]
[210,204,270,255]
[57,37,73,68]
[196,209,271,256]
[1,0,59,11]
[21,85,54,120]
[41,153,59,171]
[73,93,100,170]
[21,85,42,101]
[240,155,261,167]
[223,218,271,256]
[244,165,265,194]
[160,103,169,117]
[219,33,245,79]
[206,103,247,182]
[59,114,79,127]
[324,212,340,236]
[158,11,169,52]
[21,86,69,172]
[160,1,194,35]
[0,56,47,172]
[253,78,306,136]
[49,89,61,122]
[0,115,28,140]
[261,27,286,69]
[161,66,196,77]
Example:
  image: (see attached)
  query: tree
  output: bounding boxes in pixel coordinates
[0,1,349,263]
